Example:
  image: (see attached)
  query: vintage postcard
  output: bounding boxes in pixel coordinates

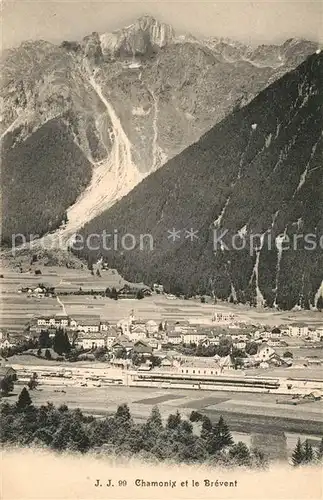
[0,0,322,499]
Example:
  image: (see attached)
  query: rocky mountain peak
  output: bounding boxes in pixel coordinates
[100,15,175,58]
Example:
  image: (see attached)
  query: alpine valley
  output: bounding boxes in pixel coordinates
[1,16,322,309]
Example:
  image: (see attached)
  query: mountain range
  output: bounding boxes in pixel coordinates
[1,15,320,244]
[75,52,323,310]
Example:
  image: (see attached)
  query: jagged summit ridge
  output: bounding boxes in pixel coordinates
[100,15,175,58]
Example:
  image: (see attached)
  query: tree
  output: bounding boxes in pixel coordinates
[218,336,232,357]
[283,351,293,358]
[53,329,71,355]
[317,296,323,311]
[58,404,69,413]
[303,439,314,463]
[213,416,234,447]
[189,410,203,422]
[150,356,161,368]
[245,341,258,355]
[16,388,32,410]
[0,376,14,395]
[167,411,182,430]
[136,289,145,300]
[115,404,132,423]
[180,420,193,435]
[200,416,213,440]
[45,348,52,360]
[39,330,51,348]
[316,437,323,460]
[110,287,118,300]
[144,407,163,440]
[115,348,127,359]
[27,373,38,390]
[229,442,252,466]
[292,438,304,466]
[67,420,90,453]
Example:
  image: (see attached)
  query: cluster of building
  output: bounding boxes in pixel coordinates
[1,306,322,373]
[18,284,56,298]
[287,323,323,341]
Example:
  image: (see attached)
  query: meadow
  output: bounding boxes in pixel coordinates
[1,265,323,331]
[3,384,323,451]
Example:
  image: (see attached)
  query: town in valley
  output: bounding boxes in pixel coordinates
[1,262,322,462]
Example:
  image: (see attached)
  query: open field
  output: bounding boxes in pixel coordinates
[1,266,323,331]
[0,266,127,330]
[248,366,323,379]
[2,384,322,459]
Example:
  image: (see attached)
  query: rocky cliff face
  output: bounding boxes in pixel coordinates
[0,16,319,243]
[76,53,323,310]
[100,15,175,58]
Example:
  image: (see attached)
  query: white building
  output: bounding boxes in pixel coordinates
[0,339,16,349]
[212,312,235,324]
[307,329,322,342]
[75,333,106,350]
[288,324,309,337]
[100,321,109,332]
[181,332,207,345]
[128,325,147,342]
[146,320,159,335]
[71,315,101,333]
[37,314,69,329]
[106,328,118,348]
[166,332,182,344]
[117,318,131,336]
[253,344,276,362]
[178,359,221,376]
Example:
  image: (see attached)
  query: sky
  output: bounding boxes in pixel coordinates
[1,0,322,51]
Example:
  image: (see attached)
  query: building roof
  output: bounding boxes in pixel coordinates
[258,341,271,349]
[133,343,153,354]
[76,332,106,340]
[182,331,207,336]
[112,335,134,348]
[72,315,101,326]
[0,366,16,377]
[180,359,221,369]
[107,327,118,337]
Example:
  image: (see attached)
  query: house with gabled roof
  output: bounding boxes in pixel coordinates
[112,335,134,354]
[133,340,153,357]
